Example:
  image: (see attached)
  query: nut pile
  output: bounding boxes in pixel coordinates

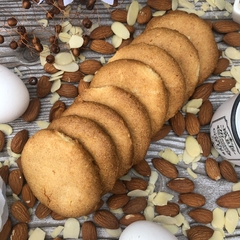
[1,0,240,240]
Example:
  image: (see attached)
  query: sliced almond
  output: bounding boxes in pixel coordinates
[111,22,130,40]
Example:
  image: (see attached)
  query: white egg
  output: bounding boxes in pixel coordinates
[119,220,178,240]
[0,65,30,123]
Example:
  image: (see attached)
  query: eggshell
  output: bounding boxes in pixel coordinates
[119,220,178,240]
[0,65,29,123]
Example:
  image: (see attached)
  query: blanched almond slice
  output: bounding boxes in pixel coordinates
[69,35,84,49]
[159,148,179,164]
[153,215,177,225]
[105,228,122,238]
[212,208,225,229]
[225,209,238,234]
[51,79,61,93]
[182,99,203,112]
[53,62,79,72]
[225,47,240,60]
[232,182,240,191]
[174,213,185,226]
[187,167,197,179]
[152,192,174,206]
[162,224,179,234]
[182,219,190,236]
[230,66,240,82]
[149,171,158,185]
[37,19,48,27]
[111,22,130,40]
[209,230,224,240]
[185,136,201,158]
[36,121,50,129]
[215,0,225,10]
[51,226,64,238]
[29,228,46,240]
[63,218,80,238]
[172,0,178,10]
[83,74,94,83]
[54,52,73,66]
[59,32,71,43]
[127,1,139,26]
[178,0,194,8]
[0,124,12,135]
[112,35,123,48]
[70,26,83,35]
[127,189,148,197]
[152,11,166,16]
[211,146,219,158]
[61,21,72,33]
[51,71,65,77]
[50,92,60,104]
[144,205,154,221]
[49,76,62,82]
[183,149,195,164]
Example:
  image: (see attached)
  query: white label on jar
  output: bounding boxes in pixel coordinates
[211,116,240,159]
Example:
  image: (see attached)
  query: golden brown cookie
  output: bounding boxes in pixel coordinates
[90,59,169,136]
[48,115,119,193]
[62,100,133,176]
[109,43,185,120]
[21,129,102,217]
[78,86,152,165]
[145,11,219,84]
[132,27,200,100]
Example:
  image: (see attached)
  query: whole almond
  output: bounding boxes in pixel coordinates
[93,210,119,229]
[205,158,221,181]
[223,32,240,46]
[185,113,200,135]
[219,160,238,183]
[44,62,58,74]
[198,100,213,126]
[107,194,130,210]
[11,129,29,154]
[0,218,12,240]
[155,202,180,217]
[137,5,152,24]
[147,0,172,10]
[213,78,236,92]
[109,179,127,195]
[0,130,5,151]
[122,197,147,214]
[37,75,52,98]
[196,132,212,157]
[111,9,128,22]
[22,98,41,122]
[61,70,84,83]
[187,225,214,240]
[167,177,194,193]
[82,221,97,240]
[78,80,90,94]
[216,190,240,208]
[120,213,145,226]
[213,20,240,33]
[49,100,66,122]
[179,193,206,207]
[21,183,36,208]
[10,222,28,240]
[125,25,135,35]
[0,165,9,184]
[16,157,23,173]
[35,202,52,219]
[56,83,78,98]
[132,159,151,177]
[191,83,213,101]
[151,124,171,141]
[10,201,31,223]
[90,26,113,39]
[169,111,185,136]
[90,40,116,54]
[188,208,213,224]
[8,169,24,195]
[124,178,148,191]
[79,59,102,75]
[213,57,230,75]
[152,158,178,179]
[118,37,134,50]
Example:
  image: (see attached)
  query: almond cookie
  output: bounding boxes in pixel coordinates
[90,59,169,136]
[48,115,119,194]
[145,11,218,84]
[109,43,185,120]
[132,27,200,100]
[78,86,152,165]
[62,100,133,176]
[21,129,102,217]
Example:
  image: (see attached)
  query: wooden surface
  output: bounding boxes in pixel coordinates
[1,0,240,239]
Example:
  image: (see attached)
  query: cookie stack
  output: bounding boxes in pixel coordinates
[21,11,219,218]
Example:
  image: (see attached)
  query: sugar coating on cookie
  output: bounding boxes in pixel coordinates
[90,59,169,136]
[48,115,119,194]
[62,100,133,176]
[145,11,218,84]
[21,129,102,217]
[80,86,151,165]
[132,27,200,100]
[109,43,186,120]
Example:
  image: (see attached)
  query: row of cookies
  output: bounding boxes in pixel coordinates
[21,11,219,218]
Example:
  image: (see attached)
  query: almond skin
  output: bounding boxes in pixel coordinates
[109,179,127,195]
[90,26,113,39]
[188,208,213,224]
[147,0,172,10]
[11,129,29,154]
[155,202,180,217]
[205,158,221,181]
[213,78,236,92]
[10,201,31,223]
[49,100,66,122]
[0,165,9,184]
[107,194,130,210]
[223,32,240,46]
[167,177,194,193]
[56,83,78,98]
[122,197,147,214]
[132,159,151,177]
[0,218,12,240]
[212,57,230,75]
[62,69,84,83]
[169,110,185,136]
[111,9,128,22]
[35,202,52,219]
[8,169,24,195]
[213,20,240,33]
[51,211,66,220]
[191,83,213,101]
[151,124,171,141]
[187,225,214,240]
[21,183,36,208]
[119,213,145,226]
[216,190,240,208]
[37,75,52,98]
[196,132,212,157]
[0,130,5,151]
[90,40,116,54]
[93,210,119,229]
[22,98,41,122]
[78,79,90,95]
[44,62,58,74]
[79,59,102,75]
[198,100,213,126]
[10,222,28,240]
[124,178,148,191]
[82,221,97,240]
[137,5,152,24]
[179,193,206,207]
[152,158,178,179]
[185,113,200,135]
[219,160,238,183]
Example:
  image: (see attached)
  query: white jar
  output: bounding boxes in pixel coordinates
[210,93,240,165]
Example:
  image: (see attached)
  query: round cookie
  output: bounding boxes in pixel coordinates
[78,86,152,165]
[109,43,186,120]
[132,27,200,100]
[62,100,133,176]
[90,59,169,136]
[48,115,119,194]
[145,11,219,84]
[21,129,102,217]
